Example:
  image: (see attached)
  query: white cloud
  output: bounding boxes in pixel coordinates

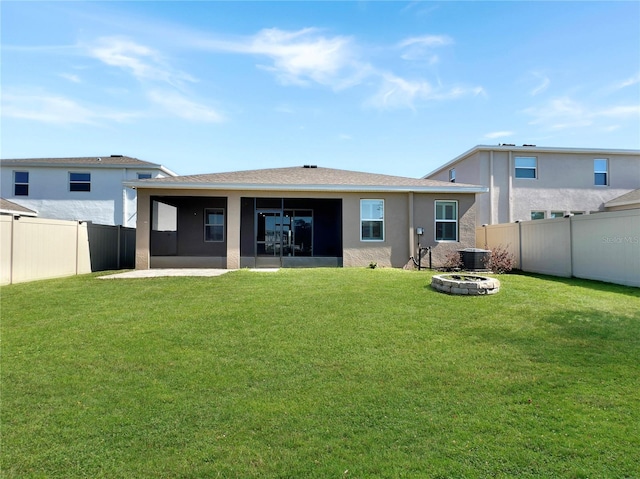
[147,90,224,123]
[59,73,82,83]
[524,97,639,131]
[484,131,514,139]
[366,72,485,110]
[529,72,550,96]
[614,72,640,90]
[88,36,196,87]
[398,35,452,63]
[1,91,139,125]
[200,28,370,90]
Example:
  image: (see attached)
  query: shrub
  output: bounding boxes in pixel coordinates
[369,261,378,269]
[440,251,463,271]
[483,244,515,274]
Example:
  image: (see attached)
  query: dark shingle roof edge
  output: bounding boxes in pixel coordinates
[0,156,178,176]
[0,198,38,216]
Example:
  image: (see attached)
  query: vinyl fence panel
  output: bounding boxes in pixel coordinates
[571,210,640,287]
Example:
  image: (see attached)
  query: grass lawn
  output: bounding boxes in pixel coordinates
[1,268,639,478]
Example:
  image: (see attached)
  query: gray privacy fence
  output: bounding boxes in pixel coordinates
[1,215,135,285]
[476,209,640,287]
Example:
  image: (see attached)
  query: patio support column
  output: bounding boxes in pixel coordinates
[226,193,241,269]
[135,188,150,270]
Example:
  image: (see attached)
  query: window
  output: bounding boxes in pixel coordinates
[571,211,584,215]
[435,200,458,241]
[360,199,384,241]
[449,168,456,183]
[14,171,29,196]
[550,211,565,218]
[515,156,537,179]
[594,159,608,186]
[137,173,152,179]
[69,172,91,192]
[531,211,545,220]
[205,208,225,242]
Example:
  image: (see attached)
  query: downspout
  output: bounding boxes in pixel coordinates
[489,150,495,225]
[508,150,513,223]
[408,192,415,259]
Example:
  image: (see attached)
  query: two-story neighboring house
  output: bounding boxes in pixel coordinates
[425,145,640,226]
[0,155,177,227]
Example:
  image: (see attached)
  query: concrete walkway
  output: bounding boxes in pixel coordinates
[98,268,279,279]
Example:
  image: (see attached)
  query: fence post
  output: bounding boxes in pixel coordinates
[117,225,121,270]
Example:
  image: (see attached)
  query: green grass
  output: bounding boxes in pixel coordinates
[1,269,639,478]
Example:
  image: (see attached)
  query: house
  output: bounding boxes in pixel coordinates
[125,166,488,269]
[425,145,640,226]
[605,189,640,212]
[0,155,177,227]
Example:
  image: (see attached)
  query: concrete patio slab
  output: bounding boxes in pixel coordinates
[98,268,280,279]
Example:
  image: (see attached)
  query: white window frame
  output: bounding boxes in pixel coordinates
[14,171,29,196]
[515,156,537,179]
[69,172,91,192]
[594,159,608,186]
[204,208,225,242]
[434,200,458,242]
[531,211,545,220]
[550,211,565,218]
[137,172,152,179]
[360,199,384,242]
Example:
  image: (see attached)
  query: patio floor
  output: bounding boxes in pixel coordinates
[98,268,279,279]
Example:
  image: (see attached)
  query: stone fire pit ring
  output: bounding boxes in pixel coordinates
[431,274,500,295]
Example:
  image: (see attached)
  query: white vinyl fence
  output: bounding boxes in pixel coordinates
[1,216,135,285]
[476,209,640,287]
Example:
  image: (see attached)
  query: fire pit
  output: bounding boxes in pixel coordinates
[431,274,500,295]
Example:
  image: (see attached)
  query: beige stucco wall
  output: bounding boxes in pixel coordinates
[134,188,477,269]
[428,148,640,226]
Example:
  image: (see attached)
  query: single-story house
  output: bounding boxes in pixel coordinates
[125,166,487,269]
[0,198,38,217]
[604,189,640,212]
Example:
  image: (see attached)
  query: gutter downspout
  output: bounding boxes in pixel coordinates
[508,150,513,223]
[489,150,495,225]
[408,192,415,260]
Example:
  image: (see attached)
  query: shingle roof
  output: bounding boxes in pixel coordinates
[605,189,640,207]
[127,166,487,193]
[1,155,166,169]
[0,198,37,216]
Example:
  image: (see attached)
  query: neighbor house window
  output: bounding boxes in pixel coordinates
[137,173,152,179]
[204,208,225,242]
[531,211,545,220]
[515,156,537,179]
[69,172,91,192]
[435,200,458,241]
[360,199,384,241]
[594,159,608,186]
[449,168,456,183]
[550,211,564,218]
[14,171,29,196]
[571,211,584,215]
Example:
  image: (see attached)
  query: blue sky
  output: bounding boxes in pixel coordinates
[2,1,639,177]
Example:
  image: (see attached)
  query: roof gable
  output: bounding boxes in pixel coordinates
[127,166,487,193]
